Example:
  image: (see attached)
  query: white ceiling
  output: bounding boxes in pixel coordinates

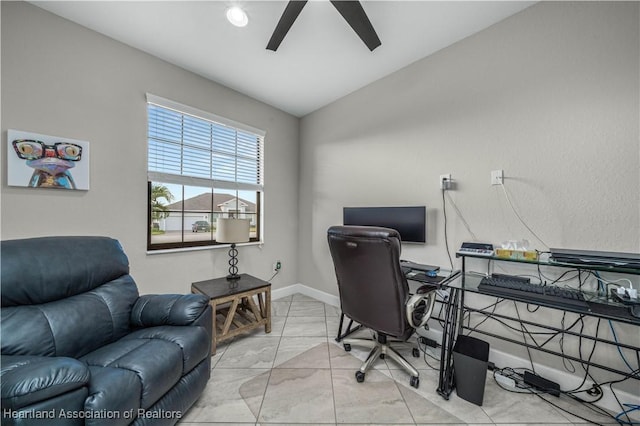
[32,1,534,117]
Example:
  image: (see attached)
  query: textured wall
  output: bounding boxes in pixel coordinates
[300,0,639,299]
[1,2,300,294]
[299,1,639,389]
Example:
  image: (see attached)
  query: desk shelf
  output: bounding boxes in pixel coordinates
[457,252,640,275]
[437,253,640,401]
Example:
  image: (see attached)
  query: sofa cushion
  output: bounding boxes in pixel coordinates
[81,339,182,409]
[1,277,139,358]
[123,326,210,374]
[1,355,90,410]
[1,236,129,307]
[84,366,141,426]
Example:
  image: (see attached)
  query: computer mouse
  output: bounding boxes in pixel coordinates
[427,270,438,277]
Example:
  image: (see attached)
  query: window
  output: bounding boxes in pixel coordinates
[146,94,264,251]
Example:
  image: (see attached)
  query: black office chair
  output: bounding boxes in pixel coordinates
[327,225,437,388]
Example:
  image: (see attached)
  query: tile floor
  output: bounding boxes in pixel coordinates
[179,294,620,425]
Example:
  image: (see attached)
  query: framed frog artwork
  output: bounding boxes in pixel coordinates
[8,129,90,190]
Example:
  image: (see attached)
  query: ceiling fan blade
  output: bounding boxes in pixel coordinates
[330,0,381,51]
[267,0,308,51]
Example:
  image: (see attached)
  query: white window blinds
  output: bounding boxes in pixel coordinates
[146,94,264,191]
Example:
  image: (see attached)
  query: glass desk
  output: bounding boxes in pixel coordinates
[435,253,640,400]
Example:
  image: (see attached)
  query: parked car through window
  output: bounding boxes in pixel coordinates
[192,221,211,232]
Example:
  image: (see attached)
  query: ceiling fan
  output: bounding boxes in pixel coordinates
[267,0,381,52]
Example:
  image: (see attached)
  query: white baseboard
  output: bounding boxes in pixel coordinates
[272,283,340,307]
[271,283,304,301]
[274,283,638,420]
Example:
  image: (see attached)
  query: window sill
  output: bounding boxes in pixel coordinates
[146,241,262,255]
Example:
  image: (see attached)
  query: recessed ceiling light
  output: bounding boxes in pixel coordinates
[226,6,248,27]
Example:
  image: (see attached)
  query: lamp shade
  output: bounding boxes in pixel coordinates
[216,218,250,243]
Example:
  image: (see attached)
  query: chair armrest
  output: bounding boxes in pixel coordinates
[130,294,209,327]
[1,355,90,410]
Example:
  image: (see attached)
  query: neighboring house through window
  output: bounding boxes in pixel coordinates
[147,94,264,250]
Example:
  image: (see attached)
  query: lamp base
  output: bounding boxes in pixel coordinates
[226,243,240,285]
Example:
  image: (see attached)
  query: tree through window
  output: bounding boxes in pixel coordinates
[146,95,264,250]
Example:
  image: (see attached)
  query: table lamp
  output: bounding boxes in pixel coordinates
[216,218,250,281]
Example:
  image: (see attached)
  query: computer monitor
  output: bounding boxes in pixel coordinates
[343,206,426,243]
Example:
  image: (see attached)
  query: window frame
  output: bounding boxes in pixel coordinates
[146,94,264,251]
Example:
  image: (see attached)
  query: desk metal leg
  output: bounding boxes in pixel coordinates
[336,313,363,342]
[437,287,460,399]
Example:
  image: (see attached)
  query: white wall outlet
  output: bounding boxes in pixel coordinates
[491,170,504,185]
[272,261,282,272]
[440,174,452,190]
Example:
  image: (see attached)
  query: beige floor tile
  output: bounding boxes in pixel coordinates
[259,368,335,423]
[397,381,465,424]
[179,423,254,425]
[271,300,291,317]
[291,294,320,302]
[480,375,572,424]
[332,368,414,424]
[181,368,269,423]
[273,338,330,368]
[288,300,326,317]
[257,424,335,426]
[282,316,327,337]
[326,316,341,339]
[324,303,341,317]
[389,368,493,424]
[544,392,622,425]
[216,335,280,369]
[191,293,624,426]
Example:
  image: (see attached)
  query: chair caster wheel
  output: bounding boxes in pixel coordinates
[344,343,351,352]
[412,348,420,358]
[355,371,365,383]
[410,376,419,388]
[379,353,385,359]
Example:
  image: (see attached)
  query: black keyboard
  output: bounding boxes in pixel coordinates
[478,276,589,310]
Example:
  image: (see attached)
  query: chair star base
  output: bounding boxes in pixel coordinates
[343,332,420,388]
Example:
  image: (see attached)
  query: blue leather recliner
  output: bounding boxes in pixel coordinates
[1,236,212,426]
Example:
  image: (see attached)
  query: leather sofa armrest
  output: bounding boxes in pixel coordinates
[1,355,90,410]
[130,294,209,327]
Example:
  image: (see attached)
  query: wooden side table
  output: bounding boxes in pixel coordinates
[191,273,271,355]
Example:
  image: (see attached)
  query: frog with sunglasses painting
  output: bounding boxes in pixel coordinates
[12,139,82,189]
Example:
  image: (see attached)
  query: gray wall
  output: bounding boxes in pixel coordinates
[300,1,639,297]
[1,2,300,294]
[299,1,639,385]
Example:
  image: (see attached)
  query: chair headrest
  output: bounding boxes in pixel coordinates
[328,225,400,241]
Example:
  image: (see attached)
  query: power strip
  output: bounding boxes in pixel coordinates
[494,372,516,389]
